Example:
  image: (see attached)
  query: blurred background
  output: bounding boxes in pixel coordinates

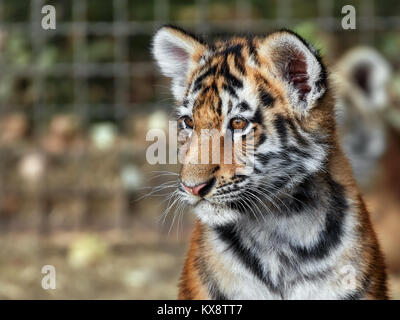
[0,0,400,299]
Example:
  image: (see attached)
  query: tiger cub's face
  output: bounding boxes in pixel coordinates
[153,26,332,225]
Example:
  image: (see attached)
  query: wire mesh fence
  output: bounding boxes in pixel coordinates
[0,0,399,232]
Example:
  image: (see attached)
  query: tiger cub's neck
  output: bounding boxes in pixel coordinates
[180,153,387,300]
[197,169,372,299]
[212,170,350,260]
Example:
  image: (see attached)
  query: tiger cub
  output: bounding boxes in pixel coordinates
[152,25,387,300]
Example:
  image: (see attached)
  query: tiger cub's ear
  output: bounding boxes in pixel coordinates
[152,25,209,101]
[259,30,327,114]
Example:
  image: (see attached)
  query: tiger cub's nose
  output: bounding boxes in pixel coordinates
[182,178,215,197]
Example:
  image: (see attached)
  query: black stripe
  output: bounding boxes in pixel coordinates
[286,118,309,147]
[193,65,217,92]
[286,146,311,159]
[258,133,267,146]
[237,101,250,112]
[254,167,262,174]
[270,176,290,190]
[223,83,238,99]
[247,37,259,65]
[258,87,274,108]
[215,44,246,78]
[281,175,318,215]
[234,54,246,75]
[218,44,243,57]
[220,60,243,89]
[182,98,189,108]
[211,81,219,94]
[216,98,222,116]
[215,223,281,294]
[216,44,246,75]
[256,152,273,166]
[250,107,263,125]
[290,175,348,260]
[256,151,289,167]
[274,115,288,145]
[215,224,265,281]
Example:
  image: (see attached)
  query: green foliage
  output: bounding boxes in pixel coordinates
[129,0,155,21]
[2,0,30,22]
[3,31,32,66]
[44,77,74,105]
[294,22,332,56]
[291,0,319,19]
[87,0,114,21]
[87,36,115,62]
[88,78,115,104]
[379,32,400,63]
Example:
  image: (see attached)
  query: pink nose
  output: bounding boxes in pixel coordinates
[183,182,208,196]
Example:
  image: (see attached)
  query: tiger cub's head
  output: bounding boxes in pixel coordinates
[153,26,334,225]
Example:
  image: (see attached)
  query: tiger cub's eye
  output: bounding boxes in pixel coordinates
[182,116,194,129]
[230,117,248,130]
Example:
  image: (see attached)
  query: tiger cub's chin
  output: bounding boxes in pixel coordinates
[193,201,240,227]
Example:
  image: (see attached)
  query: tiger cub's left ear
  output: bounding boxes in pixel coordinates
[152,25,209,101]
[259,31,327,113]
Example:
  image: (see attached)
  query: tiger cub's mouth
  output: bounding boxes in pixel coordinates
[179,175,251,209]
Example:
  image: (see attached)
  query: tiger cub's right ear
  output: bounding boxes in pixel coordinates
[152,25,209,101]
[258,30,327,115]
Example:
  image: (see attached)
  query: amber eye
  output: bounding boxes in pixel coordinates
[230,117,248,131]
[182,116,194,129]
